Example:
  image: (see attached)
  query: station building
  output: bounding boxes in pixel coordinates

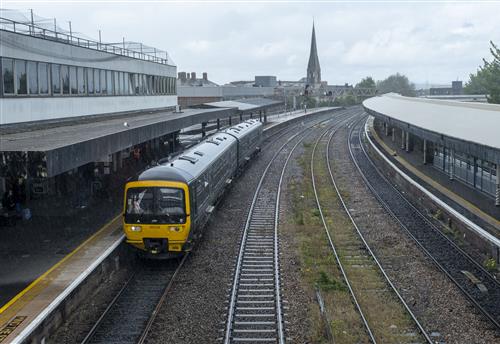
[364,94,500,207]
[0,13,261,218]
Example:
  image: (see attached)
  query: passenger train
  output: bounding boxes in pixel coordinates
[123,119,263,256]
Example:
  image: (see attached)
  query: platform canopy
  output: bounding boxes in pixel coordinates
[0,107,236,177]
[363,94,500,164]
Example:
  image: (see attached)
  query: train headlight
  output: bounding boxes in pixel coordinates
[169,226,181,232]
[130,226,142,232]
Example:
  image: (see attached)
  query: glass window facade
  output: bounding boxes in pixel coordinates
[1,57,176,97]
[51,64,61,95]
[39,63,49,94]
[106,70,113,95]
[87,68,94,95]
[27,61,38,94]
[69,66,77,94]
[2,58,14,94]
[94,69,101,94]
[61,65,70,94]
[77,67,86,94]
[433,144,498,198]
[101,70,107,95]
[15,60,27,94]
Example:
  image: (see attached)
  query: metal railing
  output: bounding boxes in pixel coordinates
[0,16,173,66]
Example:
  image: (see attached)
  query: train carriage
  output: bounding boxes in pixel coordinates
[123,119,263,257]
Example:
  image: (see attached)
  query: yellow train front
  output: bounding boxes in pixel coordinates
[123,119,263,257]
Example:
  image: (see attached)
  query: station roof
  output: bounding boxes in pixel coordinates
[363,94,500,150]
[0,107,236,177]
[204,98,282,112]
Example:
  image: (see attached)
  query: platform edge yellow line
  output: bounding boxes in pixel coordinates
[0,214,122,315]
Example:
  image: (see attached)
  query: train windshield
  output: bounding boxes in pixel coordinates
[125,187,186,224]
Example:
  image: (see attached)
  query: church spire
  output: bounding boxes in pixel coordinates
[307,22,321,86]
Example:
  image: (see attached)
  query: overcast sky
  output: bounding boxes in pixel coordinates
[3,1,500,86]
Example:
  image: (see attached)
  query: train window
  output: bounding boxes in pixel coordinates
[125,187,186,224]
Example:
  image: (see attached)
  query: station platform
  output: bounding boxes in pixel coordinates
[0,106,338,343]
[369,122,500,235]
[0,215,122,343]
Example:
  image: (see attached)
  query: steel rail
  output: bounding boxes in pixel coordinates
[80,254,187,344]
[137,252,190,344]
[349,117,500,331]
[309,112,377,344]
[325,116,433,343]
[80,272,136,344]
[224,109,356,343]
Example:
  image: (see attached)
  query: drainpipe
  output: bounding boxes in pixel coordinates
[401,129,405,150]
[449,148,455,180]
[423,139,427,164]
[391,127,395,142]
[496,164,499,206]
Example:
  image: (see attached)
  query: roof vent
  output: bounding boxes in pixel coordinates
[194,151,204,156]
[178,156,198,164]
[216,137,224,141]
[206,139,220,146]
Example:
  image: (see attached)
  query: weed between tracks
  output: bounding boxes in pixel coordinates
[285,139,421,344]
[285,142,368,344]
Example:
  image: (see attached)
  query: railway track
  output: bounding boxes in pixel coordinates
[77,109,345,344]
[81,254,188,344]
[222,110,358,343]
[349,117,500,332]
[309,115,431,343]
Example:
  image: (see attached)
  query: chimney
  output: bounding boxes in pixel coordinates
[203,72,208,81]
[191,72,196,80]
[178,72,187,81]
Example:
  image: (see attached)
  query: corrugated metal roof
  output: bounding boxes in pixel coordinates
[363,94,500,149]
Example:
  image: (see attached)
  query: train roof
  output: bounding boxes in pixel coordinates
[138,119,262,184]
[224,119,262,139]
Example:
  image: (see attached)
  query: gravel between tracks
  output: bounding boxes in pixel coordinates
[330,120,499,343]
[144,114,335,344]
[279,133,317,343]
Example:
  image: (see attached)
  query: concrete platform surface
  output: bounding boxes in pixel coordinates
[0,216,122,343]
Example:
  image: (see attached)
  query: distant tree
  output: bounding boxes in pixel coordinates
[376,73,416,97]
[331,94,359,107]
[465,41,500,103]
[464,70,488,95]
[355,76,376,89]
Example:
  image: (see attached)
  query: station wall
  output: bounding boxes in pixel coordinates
[0,95,177,124]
